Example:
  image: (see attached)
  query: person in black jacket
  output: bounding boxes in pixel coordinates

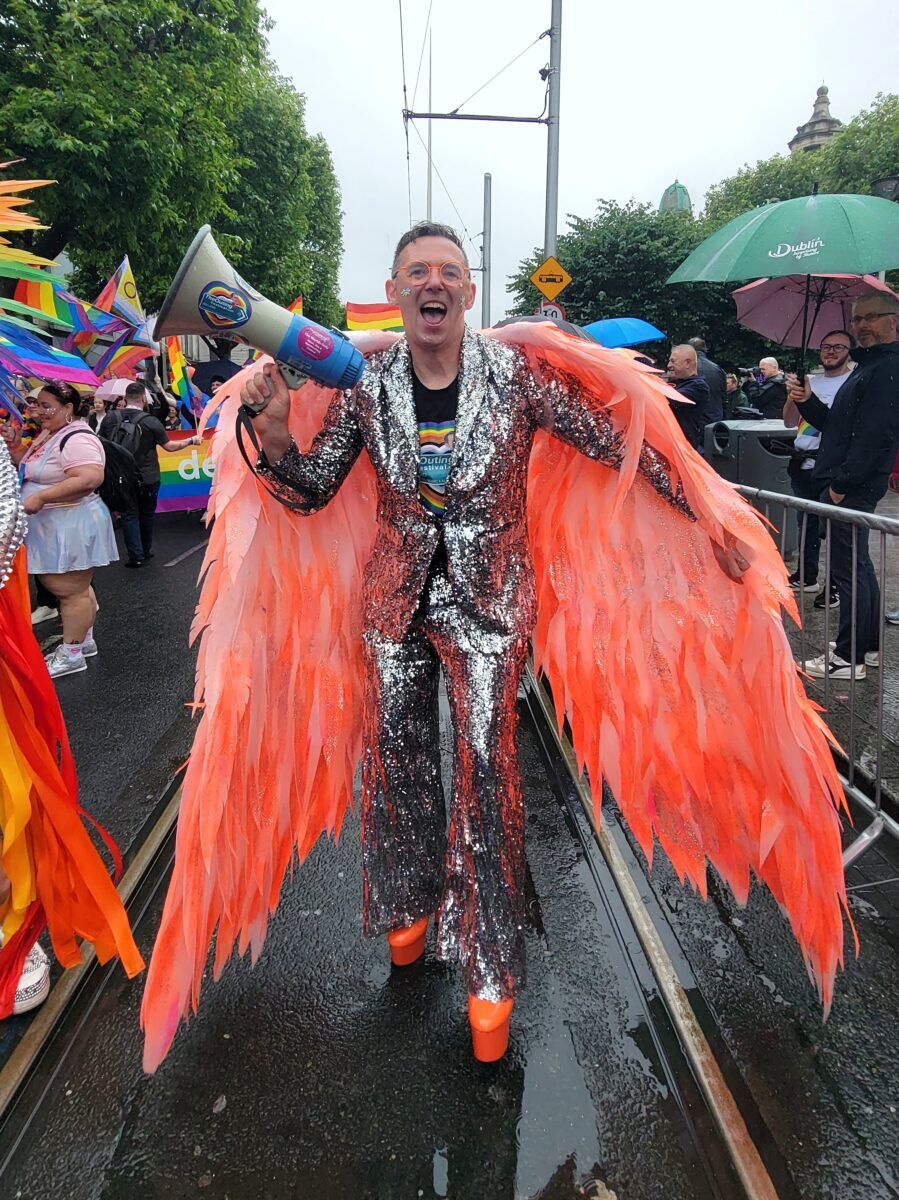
[748,357,788,417]
[667,344,711,449]
[688,337,726,423]
[787,292,899,679]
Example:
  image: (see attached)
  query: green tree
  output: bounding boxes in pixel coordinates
[301,135,343,329]
[508,201,773,369]
[0,0,266,308]
[217,71,343,328]
[818,93,899,195]
[703,153,822,229]
[219,71,314,309]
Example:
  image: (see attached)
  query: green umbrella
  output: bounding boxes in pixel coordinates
[667,193,899,284]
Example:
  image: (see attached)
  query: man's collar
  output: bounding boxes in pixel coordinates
[851,340,899,364]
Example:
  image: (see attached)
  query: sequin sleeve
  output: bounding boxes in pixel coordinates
[255,387,363,514]
[523,356,695,519]
[0,438,26,590]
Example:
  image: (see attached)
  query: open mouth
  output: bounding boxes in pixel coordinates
[420,300,448,328]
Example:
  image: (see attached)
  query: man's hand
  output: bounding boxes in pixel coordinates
[241,363,292,461]
[785,373,811,406]
[711,538,751,582]
[23,492,44,516]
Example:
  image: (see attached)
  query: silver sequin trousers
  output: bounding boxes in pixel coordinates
[360,571,528,1002]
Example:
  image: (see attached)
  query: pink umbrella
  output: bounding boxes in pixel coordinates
[95,377,150,404]
[732,273,898,349]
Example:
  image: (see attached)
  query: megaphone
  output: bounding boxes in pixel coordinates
[154,225,365,392]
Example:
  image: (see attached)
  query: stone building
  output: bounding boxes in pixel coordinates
[788,86,842,154]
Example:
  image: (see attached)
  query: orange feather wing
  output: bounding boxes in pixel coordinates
[488,322,850,1011]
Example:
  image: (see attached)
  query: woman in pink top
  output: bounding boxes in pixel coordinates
[11,381,118,678]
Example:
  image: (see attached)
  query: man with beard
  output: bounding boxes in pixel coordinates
[783,329,853,602]
[788,292,899,679]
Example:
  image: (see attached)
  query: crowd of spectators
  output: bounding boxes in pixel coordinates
[0,371,202,679]
[665,296,899,676]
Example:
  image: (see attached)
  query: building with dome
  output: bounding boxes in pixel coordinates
[789,86,842,154]
[659,179,693,214]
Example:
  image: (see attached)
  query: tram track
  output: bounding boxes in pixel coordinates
[0,671,801,1199]
[521,666,798,1200]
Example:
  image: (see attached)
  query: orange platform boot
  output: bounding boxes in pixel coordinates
[386,916,430,966]
[468,995,514,1062]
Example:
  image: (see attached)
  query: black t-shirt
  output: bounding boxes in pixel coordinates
[411,372,458,518]
[99,407,169,484]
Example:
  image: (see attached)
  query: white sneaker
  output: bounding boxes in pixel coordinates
[44,645,87,678]
[13,943,51,1014]
[31,605,59,625]
[805,652,865,680]
[81,636,97,658]
[829,641,879,668]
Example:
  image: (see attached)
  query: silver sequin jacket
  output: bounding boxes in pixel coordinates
[0,438,26,591]
[259,329,689,641]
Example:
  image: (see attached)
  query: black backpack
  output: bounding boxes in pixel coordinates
[60,428,143,512]
[107,411,148,459]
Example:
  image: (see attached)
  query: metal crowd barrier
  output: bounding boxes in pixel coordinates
[737,485,899,867]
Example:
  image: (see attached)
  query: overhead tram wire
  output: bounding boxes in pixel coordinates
[397,0,414,225]
[447,30,548,116]
[407,119,479,262]
[410,0,435,109]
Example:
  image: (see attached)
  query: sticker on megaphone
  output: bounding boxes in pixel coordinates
[273,313,363,391]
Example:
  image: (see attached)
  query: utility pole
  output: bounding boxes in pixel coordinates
[426,34,433,221]
[543,0,562,259]
[403,2,561,262]
[481,172,492,328]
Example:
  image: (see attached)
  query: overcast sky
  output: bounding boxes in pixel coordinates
[263,0,897,324]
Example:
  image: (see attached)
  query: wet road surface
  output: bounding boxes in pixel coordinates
[2,513,898,1198]
[0,693,746,1200]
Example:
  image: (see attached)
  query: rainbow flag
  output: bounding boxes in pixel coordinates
[157,430,213,512]
[13,277,128,337]
[94,255,151,342]
[345,302,403,332]
[166,335,197,417]
[71,255,154,364]
[93,334,152,378]
[0,319,100,387]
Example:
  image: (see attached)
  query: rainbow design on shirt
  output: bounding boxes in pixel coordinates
[418,420,454,514]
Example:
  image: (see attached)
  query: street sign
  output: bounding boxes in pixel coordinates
[536,300,566,321]
[530,255,572,302]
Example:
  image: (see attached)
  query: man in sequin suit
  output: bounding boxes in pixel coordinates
[240,222,748,1059]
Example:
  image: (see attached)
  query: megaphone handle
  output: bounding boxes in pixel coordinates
[278,362,306,390]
